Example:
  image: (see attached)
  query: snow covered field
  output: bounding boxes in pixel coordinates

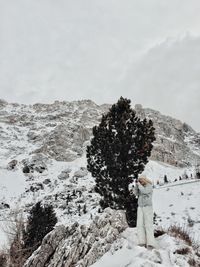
[1,155,199,254]
[91,181,200,267]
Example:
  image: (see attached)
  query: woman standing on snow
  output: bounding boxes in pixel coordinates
[134,175,156,249]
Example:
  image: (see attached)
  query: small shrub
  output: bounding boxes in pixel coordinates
[188,257,197,266]
[10,237,27,267]
[168,225,193,246]
[164,175,168,183]
[1,208,26,267]
[154,228,166,238]
[174,247,191,255]
[196,250,200,258]
[0,251,7,267]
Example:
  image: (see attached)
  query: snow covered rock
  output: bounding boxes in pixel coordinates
[23,208,128,267]
[43,178,51,185]
[33,124,82,162]
[7,159,18,170]
[0,99,8,107]
[0,100,200,167]
[58,170,70,180]
[135,104,200,167]
[22,154,48,173]
[0,202,10,210]
[91,227,200,267]
[73,167,88,178]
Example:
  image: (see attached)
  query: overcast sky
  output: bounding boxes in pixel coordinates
[0,0,200,131]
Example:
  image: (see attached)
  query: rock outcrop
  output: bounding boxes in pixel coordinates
[135,104,200,167]
[22,154,49,173]
[23,208,128,267]
[0,99,199,167]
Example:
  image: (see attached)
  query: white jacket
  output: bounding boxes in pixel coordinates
[134,183,153,207]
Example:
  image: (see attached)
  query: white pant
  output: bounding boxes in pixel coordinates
[137,206,156,247]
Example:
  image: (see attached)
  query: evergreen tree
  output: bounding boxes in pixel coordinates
[164,175,168,183]
[86,97,155,226]
[78,204,81,216]
[83,204,87,214]
[23,202,57,256]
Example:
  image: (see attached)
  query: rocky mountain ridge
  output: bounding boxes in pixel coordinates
[0,98,199,168]
[1,98,200,267]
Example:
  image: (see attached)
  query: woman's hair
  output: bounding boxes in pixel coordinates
[138,175,152,185]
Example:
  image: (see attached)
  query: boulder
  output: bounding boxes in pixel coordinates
[7,159,18,170]
[43,178,51,185]
[22,154,48,173]
[74,167,88,178]
[23,208,128,267]
[58,170,71,180]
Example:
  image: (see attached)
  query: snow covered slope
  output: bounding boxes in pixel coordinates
[91,180,200,267]
[0,100,200,267]
[0,154,199,248]
[0,99,199,167]
[91,227,199,267]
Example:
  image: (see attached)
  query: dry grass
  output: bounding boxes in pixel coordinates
[0,208,29,267]
[154,228,166,238]
[188,257,199,267]
[0,250,8,267]
[167,224,200,266]
[168,225,193,246]
[174,247,191,255]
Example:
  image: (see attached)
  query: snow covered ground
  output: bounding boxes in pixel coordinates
[91,227,198,267]
[0,154,199,254]
[154,180,200,243]
[91,180,200,267]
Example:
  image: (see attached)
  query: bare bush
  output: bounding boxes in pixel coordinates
[1,208,28,267]
[154,227,166,238]
[174,247,191,255]
[168,225,193,246]
[0,250,8,267]
[188,257,197,267]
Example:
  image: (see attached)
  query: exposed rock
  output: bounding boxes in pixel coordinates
[23,165,32,173]
[58,171,70,180]
[62,168,72,174]
[7,159,18,170]
[69,176,78,184]
[43,178,51,185]
[0,202,10,209]
[74,167,88,178]
[27,130,47,143]
[73,126,90,146]
[27,183,44,192]
[0,100,200,167]
[135,105,200,167]
[32,124,77,161]
[23,208,128,267]
[22,154,48,173]
[0,99,8,107]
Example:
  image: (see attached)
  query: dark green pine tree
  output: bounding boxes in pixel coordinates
[164,174,168,183]
[23,202,57,256]
[86,97,156,226]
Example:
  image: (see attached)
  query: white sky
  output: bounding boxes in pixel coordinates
[0,0,200,131]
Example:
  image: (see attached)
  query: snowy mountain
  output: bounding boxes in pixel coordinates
[22,182,200,267]
[0,99,199,166]
[0,99,200,266]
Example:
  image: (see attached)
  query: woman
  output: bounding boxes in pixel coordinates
[134,175,156,249]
